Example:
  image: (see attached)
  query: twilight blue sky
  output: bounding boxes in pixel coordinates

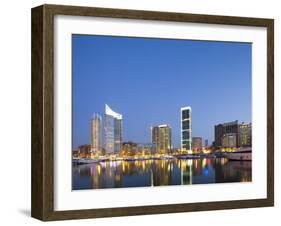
[72,34,252,149]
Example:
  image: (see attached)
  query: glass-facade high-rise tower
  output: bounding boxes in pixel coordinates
[151,124,171,154]
[239,122,252,147]
[104,104,123,154]
[91,113,102,153]
[181,106,192,152]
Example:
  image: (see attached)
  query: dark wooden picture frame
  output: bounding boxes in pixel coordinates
[31,4,274,221]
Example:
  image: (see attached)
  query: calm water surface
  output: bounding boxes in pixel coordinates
[72,158,251,190]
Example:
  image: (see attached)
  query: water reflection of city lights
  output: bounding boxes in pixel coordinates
[97,165,101,175]
[241,177,251,182]
[177,160,181,168]
[115,175,120,182]
[195,160,198,169]
[204,167,209,176]
[220,158,228,165]
[99,162,106,168]
[189,164,193,184]
[202,158,206,168]
[187,159,193,166]
[73,157,252,189]
[182,160,187,169]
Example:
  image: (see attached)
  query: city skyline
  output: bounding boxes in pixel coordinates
[72,35,252,149]
[79,103,251,152]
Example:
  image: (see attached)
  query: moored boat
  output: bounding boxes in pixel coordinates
[74,158,99,164]
[226,147,252,161]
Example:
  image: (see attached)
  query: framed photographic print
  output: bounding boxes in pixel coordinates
[31,4,274,221]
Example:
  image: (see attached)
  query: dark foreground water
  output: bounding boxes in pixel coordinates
[72,158,251,190]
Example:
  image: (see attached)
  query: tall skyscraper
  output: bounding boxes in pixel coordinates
[104,104,122,154]
[151,124,171,154]
[91,113,102,153]
[181,106,192,152]
[214,120,238,148]
[239,122,252,147]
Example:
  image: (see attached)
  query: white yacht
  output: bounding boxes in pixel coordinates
[226,147,252,161]
[76,158,99,164]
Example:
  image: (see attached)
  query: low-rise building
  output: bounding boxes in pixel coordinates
[77,144,91,157]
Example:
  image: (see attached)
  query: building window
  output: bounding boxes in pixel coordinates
[182,131,190,140]
[182,120,190,130]
[182,110,190,120]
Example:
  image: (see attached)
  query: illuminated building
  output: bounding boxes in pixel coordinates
[181,106,192,152]
[91,113,102,153]
[192,137,202,153]
[138,143,156,155]
[72,149,79,158]
[151,124,171,154]
[122,141,138,156]
[77,144,91,158]
[239,123,252,147]
[222,133,237,148]
[105,104,123,154]
[214,120,238,148]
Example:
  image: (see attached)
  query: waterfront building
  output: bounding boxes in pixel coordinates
[214,120,238,148]
[104,104,123,154]
[239,123,252,147]
[138,143,157,155]
[181,106,192,152]
[91,113,102,153]
[77,144,91,158]
[72,149,79,158]
[205,139,208,147]
[122,141,138,156]
[222,133,237,148]
[192,137,202,153]
[151,124,171,154]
